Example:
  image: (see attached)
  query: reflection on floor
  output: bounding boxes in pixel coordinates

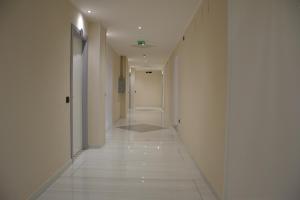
[38,110,217,200]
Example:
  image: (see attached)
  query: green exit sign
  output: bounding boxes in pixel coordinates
[137,40,146,46]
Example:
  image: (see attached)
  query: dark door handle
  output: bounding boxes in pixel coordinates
[66,96,70,103]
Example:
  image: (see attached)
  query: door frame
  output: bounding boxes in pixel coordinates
[70,24,88,159]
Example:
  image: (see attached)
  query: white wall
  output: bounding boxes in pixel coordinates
[120,56,129,118]
[105,45,113,130]
[165,0,228,197]
[110,46,121,123]
[0,1,88,199]
[173,56,180,126]
[87,22,106,147]
[225,0,300,199]
[129,68,136,110]
[134,70,163,108]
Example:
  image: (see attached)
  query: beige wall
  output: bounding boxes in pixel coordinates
[87,22,106,147]
[0,1,88,199]
[225,0,300,199]
[165,0,227,198]
[120,56,129,118]
[108,45,121,123]
[111,55,127,121]
[164,58,175,127]
[125,58,130,117]
[134,70,163,108]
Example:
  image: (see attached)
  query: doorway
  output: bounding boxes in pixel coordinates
[70,25,88,158]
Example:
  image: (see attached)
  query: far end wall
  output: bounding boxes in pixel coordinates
[134,70,163,109]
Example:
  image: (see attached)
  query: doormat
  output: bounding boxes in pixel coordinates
[118,124,164,132]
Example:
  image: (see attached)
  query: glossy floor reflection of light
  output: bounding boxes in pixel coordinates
[38,110,217,200]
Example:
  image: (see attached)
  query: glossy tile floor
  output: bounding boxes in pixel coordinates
[38,110,217,200]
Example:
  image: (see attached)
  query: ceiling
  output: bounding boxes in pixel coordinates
[70,0,201,69]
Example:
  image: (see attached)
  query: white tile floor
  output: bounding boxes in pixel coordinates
[38,110,217,200]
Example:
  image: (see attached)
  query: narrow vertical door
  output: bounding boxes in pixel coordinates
[72,35,83,156]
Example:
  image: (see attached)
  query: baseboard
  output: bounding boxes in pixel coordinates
[200,168,222,200]
[172,128,221,200]
[88,144,103,149]
[28,159,72,200]
[135,107,163,111]
[189,153,221,200]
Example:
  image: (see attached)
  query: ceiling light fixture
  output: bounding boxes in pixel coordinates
[138,26,142,30]
[88,10,92,13]
[143,54,147,58]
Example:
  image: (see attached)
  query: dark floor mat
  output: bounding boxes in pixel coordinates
[118,124,164,132]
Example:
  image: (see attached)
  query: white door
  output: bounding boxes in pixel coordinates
[72,35,83,156]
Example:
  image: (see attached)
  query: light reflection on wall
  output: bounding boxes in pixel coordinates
[76,14,84,32]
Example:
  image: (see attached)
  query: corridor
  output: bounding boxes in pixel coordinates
[38,110,216,200]
[1,0,300,199]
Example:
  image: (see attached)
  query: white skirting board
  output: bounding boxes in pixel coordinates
[172,126,220,200]
[88,145,104,149]
[28,159,72,200]
[135,107,164,111]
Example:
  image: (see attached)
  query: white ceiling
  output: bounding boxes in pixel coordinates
[70,0,201,69]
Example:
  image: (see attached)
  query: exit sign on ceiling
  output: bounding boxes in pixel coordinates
[137,40,146,46]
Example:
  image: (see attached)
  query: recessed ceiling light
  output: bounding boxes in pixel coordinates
[143,54,147,58]
[88,10,92,13]
[138,26,142,30]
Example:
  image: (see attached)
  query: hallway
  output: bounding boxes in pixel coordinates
[1,0,300,199]
[38,110,216,200]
